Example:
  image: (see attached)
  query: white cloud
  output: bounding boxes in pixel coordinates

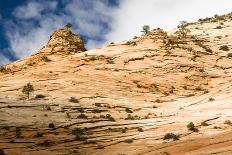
[0,54,10,66]
[107,0,232,43]
[4,0,232,61]
[5,0,115,59]
[13,1,57,20]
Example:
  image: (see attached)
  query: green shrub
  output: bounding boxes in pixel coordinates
[69,97,79,103]
[141,25,150,34]
[78,113,88,119]
[219,45,229,51]
[187,122,198,132]
[72,128,87,141]
[124,139,133,144]
[41,56,51,62]
[125,107,133,113]
[0,66,7,73]
[209,97,215,102]
[106,114,115,122]
[16,127,21,138]
[163,133,179,141]
[22,83,34,99]
[174,21,190,39]
[138,127,143,132]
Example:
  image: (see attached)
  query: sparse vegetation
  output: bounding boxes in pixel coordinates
[125,114,140,120]
[219,45,229,51]
[69,97,79,103]
[22,82,34,99]
[41,56,51,62]
[209,97,215,102]
[48,123,55,129]
[65,23,72,29]
[124,139,133,144]
[163,133,179,141]
[35,132,43,138]
[106,114,115,122]
[138,127,144,132]
[187,122,198,132]
[16,127,21,138]
[35,94,46,99]
[78,113,88,119]
[141,25,150,34]
[227,53,232,57]
[125,107,133,113]
[174,21,190,39]
[224,120,232,125]
[72,128,87,141]
[0,66,7,73]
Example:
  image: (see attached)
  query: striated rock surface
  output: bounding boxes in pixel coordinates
[0,13,232,155]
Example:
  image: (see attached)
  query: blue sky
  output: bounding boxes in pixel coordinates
[1,0,232,65]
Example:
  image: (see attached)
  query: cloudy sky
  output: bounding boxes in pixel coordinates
[0,0,232,65]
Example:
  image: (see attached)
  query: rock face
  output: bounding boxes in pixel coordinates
[1,13,232,155]
[46,27,86,54]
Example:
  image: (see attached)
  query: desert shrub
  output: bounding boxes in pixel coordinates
[106,114,115,122]
[89,56,97,61]
[72,128,87,140]
[227,53,232,57]
[215,26,222,29]
[126,41,137,46]
[137,127,143,132]
[22,83,34,99]
[124,139,133,144]
[201,121,209,126]
[35,132,43,138]
[163,133,179,141]
[125,114,140,120]
[0,66,7,73]
[39,140,50,147]
[106,59,114,64]
[208,97,215,102]
[96,144,104,149]
[78,108,85,113]
[224,120,232,125]
[93,108,101,113]
[125,107,133,113]
[16,127,21,138]
[174,21,190,39]
[48,123,55,129]
[219,45,229,51]
[141,25,150,34]
[65,23,72,28]
[66,112,71,118]
[195,85,203,91]
[41,56,51,62]
[78,113,88,119]
[69,97,79,103]
[35,94,46,99]
[187,122,198,132]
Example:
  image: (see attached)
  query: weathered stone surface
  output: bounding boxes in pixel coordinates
[46,27,86,54]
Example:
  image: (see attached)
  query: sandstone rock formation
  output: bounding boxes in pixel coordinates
[0,13,232,155]
[46,27,86,54]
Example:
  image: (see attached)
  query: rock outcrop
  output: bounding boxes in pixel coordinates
[46,27,86,54]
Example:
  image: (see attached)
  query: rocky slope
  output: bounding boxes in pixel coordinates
[0,13,232,155]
